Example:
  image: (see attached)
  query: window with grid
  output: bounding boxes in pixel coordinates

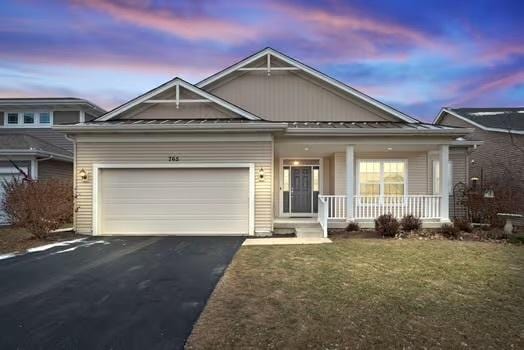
[358,160,406,196]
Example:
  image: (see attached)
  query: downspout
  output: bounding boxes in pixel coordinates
[65,134,78,232]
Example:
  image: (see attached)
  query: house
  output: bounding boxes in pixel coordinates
[55,48,478,237]
[435,107,524,213]
[0,98,105,223]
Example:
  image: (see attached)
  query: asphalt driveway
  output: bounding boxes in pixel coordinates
[0,236,244,350]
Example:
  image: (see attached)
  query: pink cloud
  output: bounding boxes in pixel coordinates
[267,2,438,48]
[71,0,258,43]
[451,71,524,106]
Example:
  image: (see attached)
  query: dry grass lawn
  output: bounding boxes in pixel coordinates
[0,226,75,254]
[187,239,523,349]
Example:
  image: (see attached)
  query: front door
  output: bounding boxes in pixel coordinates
[291,167,312,214]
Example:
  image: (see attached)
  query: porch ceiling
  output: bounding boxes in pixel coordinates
[275,142,442,157]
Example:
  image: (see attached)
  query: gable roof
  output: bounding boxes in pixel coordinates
[96,78,261,121]
[197,47,418,123]
[435,107,524,134]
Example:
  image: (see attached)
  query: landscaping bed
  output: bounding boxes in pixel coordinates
[187,238,524,349]
[0,226,76,255]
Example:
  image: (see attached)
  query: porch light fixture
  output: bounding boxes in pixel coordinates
[79,168,88,182]
[304,147,309,151]
[387,147,393,151]
[259,168,265,181]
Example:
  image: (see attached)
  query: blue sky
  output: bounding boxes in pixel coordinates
[0,0,523,121]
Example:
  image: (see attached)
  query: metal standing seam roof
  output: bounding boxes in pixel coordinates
[72,119,460,131]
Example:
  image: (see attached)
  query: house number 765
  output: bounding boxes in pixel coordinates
[168,155,180,162]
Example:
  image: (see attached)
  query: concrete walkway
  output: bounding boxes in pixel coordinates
[242,237,332,246]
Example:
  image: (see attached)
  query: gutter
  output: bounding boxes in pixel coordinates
[53,123,289,133]
[0,150,73,162]
[284,127,474,136]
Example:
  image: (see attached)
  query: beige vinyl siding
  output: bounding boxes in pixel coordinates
[38,159,73,181]
[334,151,430,195]
[75,139,273,235]
[207,71,396,122]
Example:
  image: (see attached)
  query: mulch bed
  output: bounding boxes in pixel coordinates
[0,226,77,254]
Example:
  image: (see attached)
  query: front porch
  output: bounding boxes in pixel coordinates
[274,137,454,236]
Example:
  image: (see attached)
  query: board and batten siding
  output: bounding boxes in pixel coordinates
[207,71,396,122]
[74,139,273,235]
[333,151,430,195]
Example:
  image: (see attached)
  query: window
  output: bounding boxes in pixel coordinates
[3,111,52,127]
[23,112,35,124]
[283,167,290,191]
[39,112,50,124]
[433,160,453,195]
[358,160,406,196]
[7,113,18,124]
[313,168,319,192]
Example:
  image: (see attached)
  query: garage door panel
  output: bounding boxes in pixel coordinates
[99,168,250,235]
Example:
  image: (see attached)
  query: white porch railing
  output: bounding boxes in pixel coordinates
[318,196,328,237]
[319,195,441,220]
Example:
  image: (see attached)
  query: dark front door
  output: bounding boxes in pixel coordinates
[291,167,312,214]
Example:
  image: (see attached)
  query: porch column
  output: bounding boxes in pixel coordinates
[439,144,450,222]
[346,145,355,221]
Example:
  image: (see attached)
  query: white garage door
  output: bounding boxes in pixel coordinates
[0,167,27,224]
[98,167,250,235]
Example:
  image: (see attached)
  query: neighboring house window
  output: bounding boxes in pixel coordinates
[39,112,50,124]
[432,160,453,195]
[23,112,35,124]
[358,160,406,196]
[7,113,18,124]
[3,111,53,127]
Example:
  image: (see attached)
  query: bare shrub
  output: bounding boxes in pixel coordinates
[345,222,360,232]
[400,215,422,232]
[454,218,473,233]
[1,179,73,239]
[375,214,400,237]
[440,223,460,239]
[466,177,522,226]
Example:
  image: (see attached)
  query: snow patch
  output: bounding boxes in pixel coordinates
[0,253,17,260]
[53,240,109,254]
[469,111,505,116]
[27,238,87,253]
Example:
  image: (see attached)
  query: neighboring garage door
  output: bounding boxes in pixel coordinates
[98,167,250,235]
[0,167,27,224]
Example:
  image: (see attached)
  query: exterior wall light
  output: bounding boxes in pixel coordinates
[259,168,265,181]
[79,168,88,182]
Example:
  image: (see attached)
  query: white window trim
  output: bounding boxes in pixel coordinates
[356,159,408,199]
[3,111,54,128]
[432,160,453,195]
[91,163,255,236]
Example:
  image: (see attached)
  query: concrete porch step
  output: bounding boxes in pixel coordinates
[295,225,324,238]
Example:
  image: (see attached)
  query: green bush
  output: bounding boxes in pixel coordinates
[400,215,422,231]
[375,214,400,237]
[345,222,360,232]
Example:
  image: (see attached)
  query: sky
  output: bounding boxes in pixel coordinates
[0,0,523,121]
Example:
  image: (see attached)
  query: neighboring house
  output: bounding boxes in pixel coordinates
[55,48,478,237]
[435,107,524,213]
[0,98,105,223]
